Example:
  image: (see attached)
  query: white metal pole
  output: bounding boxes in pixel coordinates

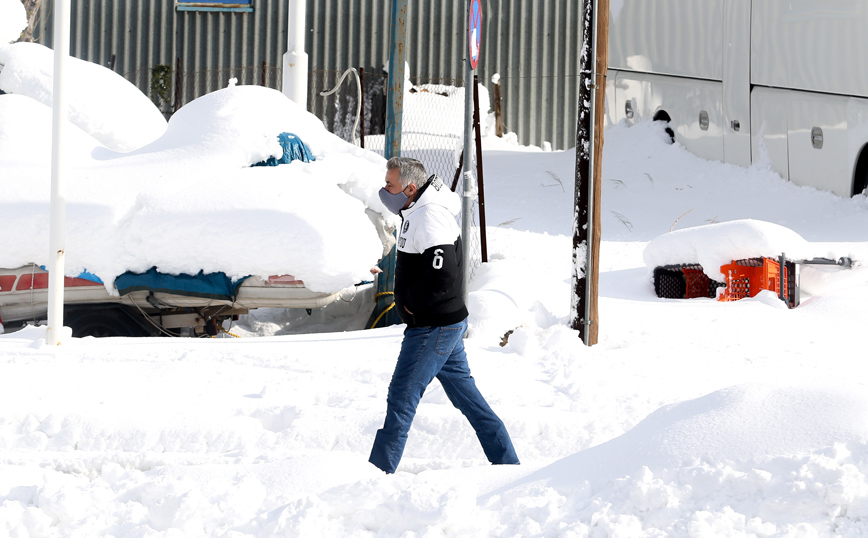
[47,0,71,346]
[462,100,473,305]
[282,0,309,109]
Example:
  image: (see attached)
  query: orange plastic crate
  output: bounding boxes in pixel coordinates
[719,257,794,306]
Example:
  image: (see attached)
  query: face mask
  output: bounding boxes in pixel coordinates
[379,187,409,215]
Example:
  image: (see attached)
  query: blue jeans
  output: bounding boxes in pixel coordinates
[369,318,519,473]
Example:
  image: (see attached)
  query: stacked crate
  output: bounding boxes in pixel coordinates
[719,257,796,308]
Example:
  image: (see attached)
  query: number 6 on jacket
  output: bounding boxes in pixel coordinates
[432,249,444,270]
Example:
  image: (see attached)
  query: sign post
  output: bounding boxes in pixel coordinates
[384,0,408,160]
[462,0,481,303]
[366,0,408,329]
[468,0,481,70]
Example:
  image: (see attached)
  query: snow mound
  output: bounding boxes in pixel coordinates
[135,84,330,165]
[0,93,103,164]
[0,42,167,152]
[643,219,813,281]
[511,383,868,492]
[121,84,394,220]
[482,383,868,536]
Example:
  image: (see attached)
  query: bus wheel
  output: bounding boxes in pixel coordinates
[853,147,868,196]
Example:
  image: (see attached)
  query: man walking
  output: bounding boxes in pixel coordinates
[369,157,519,474]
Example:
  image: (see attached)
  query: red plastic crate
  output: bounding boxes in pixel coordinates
[653,264,724,299]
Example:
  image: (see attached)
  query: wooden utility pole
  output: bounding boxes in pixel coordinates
[571,0,609,345]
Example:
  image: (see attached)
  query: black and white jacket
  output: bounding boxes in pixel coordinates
[394,175,468,328]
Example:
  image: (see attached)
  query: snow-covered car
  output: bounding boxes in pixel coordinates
[0,43,398,337]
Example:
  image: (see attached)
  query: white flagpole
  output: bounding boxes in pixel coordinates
[282,0,309,109]
[47,0,71,346]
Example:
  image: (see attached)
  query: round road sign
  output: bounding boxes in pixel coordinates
[468,0,482,70]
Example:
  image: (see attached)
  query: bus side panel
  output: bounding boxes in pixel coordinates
[609,0,724,81]
[722,0,751,168]
[751,88,790,183]
[752,1,868,98]
[787,92,850,197]
[609,70,724,162]
[752,88,857,197]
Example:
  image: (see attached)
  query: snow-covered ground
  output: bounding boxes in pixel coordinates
[4,4,868,536]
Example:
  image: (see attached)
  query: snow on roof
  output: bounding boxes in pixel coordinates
[0,47,394,293]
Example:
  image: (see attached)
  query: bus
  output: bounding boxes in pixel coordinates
[606,0,868,197]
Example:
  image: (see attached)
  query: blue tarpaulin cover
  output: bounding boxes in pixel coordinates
[252,132,315,167]
[115,268,248,301]
[40,266,104,284]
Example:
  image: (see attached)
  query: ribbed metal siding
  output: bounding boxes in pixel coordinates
[307,0,582,150]
[33,0,581,150]
[37,1,179,96]
[34,1,289,109]
[174,5,288,103]
[484,0,584,150]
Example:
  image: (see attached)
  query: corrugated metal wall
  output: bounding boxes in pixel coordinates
[485,0,583,150]
[34,0,289,113]
[32,0,582,150]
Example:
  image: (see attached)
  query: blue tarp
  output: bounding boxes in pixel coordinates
[40,266,104,284]
[252,132,315,167]
[115,268,248,301]
[76,270,103,284]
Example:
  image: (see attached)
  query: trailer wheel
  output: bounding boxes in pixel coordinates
[66,307,150,338]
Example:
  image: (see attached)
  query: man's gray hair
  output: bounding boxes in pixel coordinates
[386,157,429,188]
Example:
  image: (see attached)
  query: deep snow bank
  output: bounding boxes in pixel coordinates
[486,383,868,537]
[0,42,167,152]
